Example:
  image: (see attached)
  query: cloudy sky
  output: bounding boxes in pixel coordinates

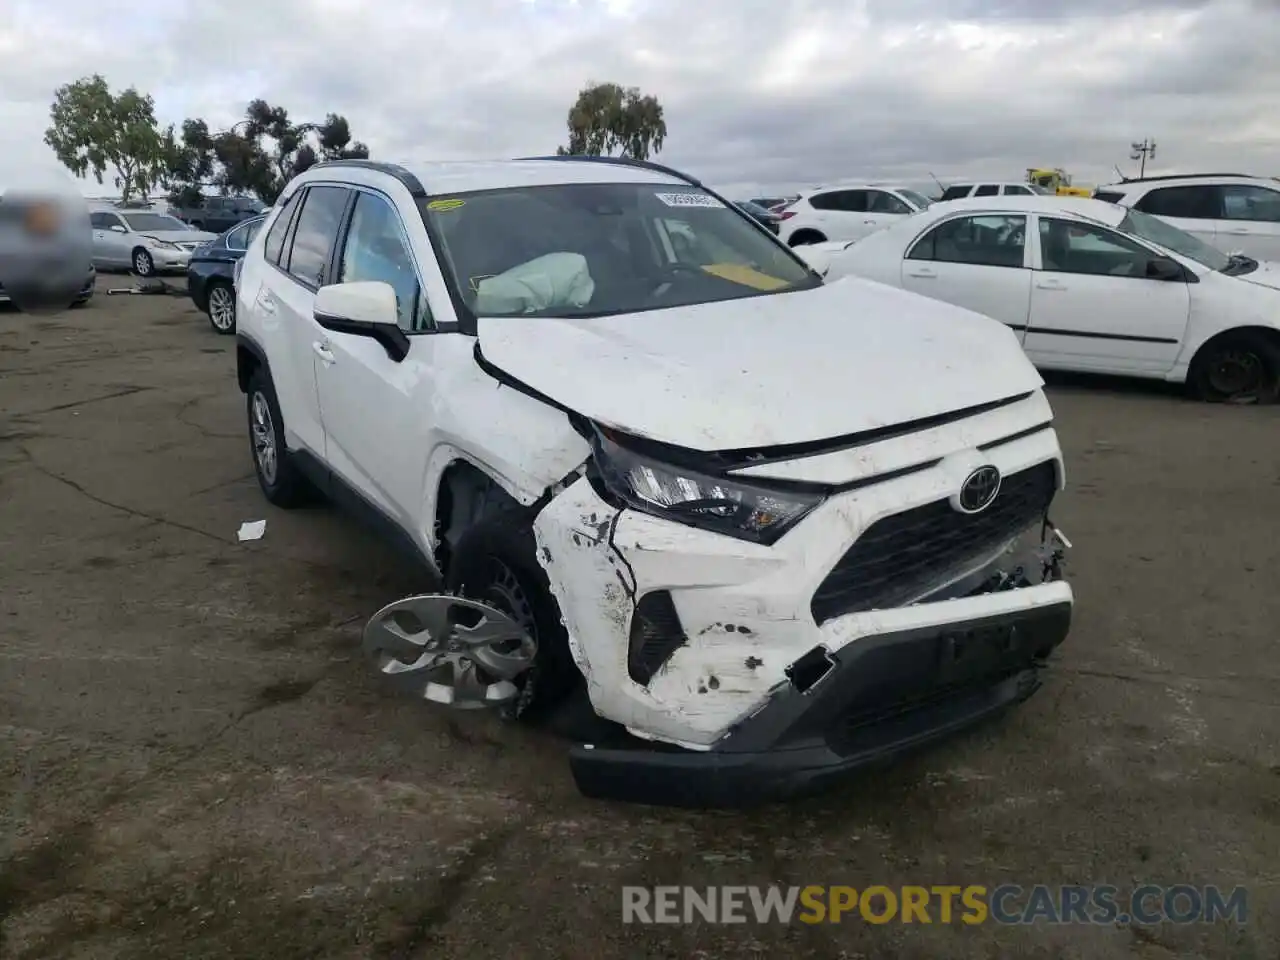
[2,0,1278,198]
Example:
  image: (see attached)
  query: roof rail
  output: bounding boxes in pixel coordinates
[1116,172,1258,184]
[307,159,426,197]
[514,154,707,191]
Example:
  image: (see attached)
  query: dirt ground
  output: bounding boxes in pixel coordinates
[0,277,1277,960]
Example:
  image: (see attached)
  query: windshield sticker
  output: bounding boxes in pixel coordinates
[699,263,791,291]
[654,192,724,209]
[427,199,466,212]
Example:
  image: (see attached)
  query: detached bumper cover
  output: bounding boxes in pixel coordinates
[569,599,1071,808]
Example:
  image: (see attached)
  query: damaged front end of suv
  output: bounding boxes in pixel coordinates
[361,374,1073,809]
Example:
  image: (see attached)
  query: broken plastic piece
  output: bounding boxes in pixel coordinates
[237,520,267,542]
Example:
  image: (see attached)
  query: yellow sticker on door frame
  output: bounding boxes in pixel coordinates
[427,199,466,212]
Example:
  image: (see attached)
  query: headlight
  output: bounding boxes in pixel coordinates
[142,236,179,250]
[589,426,825,545]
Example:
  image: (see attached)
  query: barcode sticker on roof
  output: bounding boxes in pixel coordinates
[654,192,724,209]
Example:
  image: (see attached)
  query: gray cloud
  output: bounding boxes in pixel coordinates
[2,0,1278,199]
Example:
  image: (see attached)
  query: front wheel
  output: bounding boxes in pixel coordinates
[132,248,155,277]
[1189,333,1280,404]
[445,505,580,722]
[206,281,236,335]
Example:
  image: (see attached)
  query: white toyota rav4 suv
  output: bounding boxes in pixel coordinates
[234,156,1073,807]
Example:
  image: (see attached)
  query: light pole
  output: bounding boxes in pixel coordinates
[1130,138,1157,178]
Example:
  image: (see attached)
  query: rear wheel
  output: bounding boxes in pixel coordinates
[1188,332,1280,404]
[206,281,236,335]
[445,505,580,722]
[788,229,827,247]
[245,369,309,507]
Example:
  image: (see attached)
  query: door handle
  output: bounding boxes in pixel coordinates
[256,292,277,315]
[906,270,936,279]
[312,341,335,364]
[1220,227,1249,235]
[1035,280,1066,290]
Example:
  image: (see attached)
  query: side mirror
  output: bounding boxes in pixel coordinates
[1146,256,1185,282]
[110,224,127,233]
[313,281,410,362]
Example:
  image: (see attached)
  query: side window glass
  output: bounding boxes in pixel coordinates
[939,186,970,201]
[225,224,248,249]
[1221,185,1280,223]
[868,191,910,214]
[973,184,999,197]
[338,192,429,332]
[1093,191,1125,205]
[285,186,349,287]
[1001,185,1030,196]
[1038,217,1153,277]
[809,192,839,211]
[907,215,1025,268]
[245,219,264,243]
[1134,186,1219,219]
[837,190,868,213]
[90,213,116,229]
[263,192,303,266]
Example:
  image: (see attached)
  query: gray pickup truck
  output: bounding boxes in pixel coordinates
[171,195,265,233]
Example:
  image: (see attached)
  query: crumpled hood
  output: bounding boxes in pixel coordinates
[142,230,216,245]
[476,277,1044,451]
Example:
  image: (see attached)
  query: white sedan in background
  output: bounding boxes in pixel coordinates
[809,196,1280,403]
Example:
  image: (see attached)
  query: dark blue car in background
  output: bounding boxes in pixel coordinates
[186,214,266,334]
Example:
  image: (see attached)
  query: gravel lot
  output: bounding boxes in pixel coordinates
[1,277,1277,959]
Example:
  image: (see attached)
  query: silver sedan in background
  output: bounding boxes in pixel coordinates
[89,208,218,277]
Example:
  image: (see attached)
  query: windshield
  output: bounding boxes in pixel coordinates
[419,182,819,319]
[122,213,188,232]
[1118,209,1230,272]
[898,189,933,209]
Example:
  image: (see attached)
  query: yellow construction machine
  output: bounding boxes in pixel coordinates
[1026,168,1094,197]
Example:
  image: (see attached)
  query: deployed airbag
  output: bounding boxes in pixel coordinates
[475,252,595,314]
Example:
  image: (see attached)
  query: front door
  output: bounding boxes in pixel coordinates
[1025,216,1190,375]
[1216,182,1280,262]
[314,189,439,530]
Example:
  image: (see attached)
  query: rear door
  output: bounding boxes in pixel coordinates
[259,184,354,458]
[1131,184,1221,251]
[1025,215,1189,374]
[1216,182,1280,262]
[900,213,1033,332]
[808,190,870,241]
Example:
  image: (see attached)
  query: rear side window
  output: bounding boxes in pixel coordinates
[285,186,351,287]
[973,184,999,197]
[810,190,867,212]
[263,192,303,266]
[1093,191,1125,204]
[939,185,971,201]
[1134,185,1220,219]
[1001,185,1032,196]
[908,214,1026,268]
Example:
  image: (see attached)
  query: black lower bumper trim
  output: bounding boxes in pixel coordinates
[569,599,1071,808]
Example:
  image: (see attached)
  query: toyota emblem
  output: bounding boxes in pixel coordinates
[957,465,1002,513]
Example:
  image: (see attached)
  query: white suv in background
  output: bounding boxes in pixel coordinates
[1094,174,1280,263]
[233,156,1072,808]
[778,184,934,246]
[939,182,1051,201]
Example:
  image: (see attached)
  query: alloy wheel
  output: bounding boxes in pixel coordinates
[250,391,278,484]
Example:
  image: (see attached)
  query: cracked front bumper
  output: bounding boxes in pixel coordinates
[568,599,1071,808]
[530,420,1074,805]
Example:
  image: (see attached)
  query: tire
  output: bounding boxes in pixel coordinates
[132,248,155,277]
[445,504,580,722]
[1188,332,1280,404]
[788,230,827,247]
[245,369,309,507]
[205,280,236,335]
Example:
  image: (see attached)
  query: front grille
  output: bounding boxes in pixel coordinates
[810,461,1056,624]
